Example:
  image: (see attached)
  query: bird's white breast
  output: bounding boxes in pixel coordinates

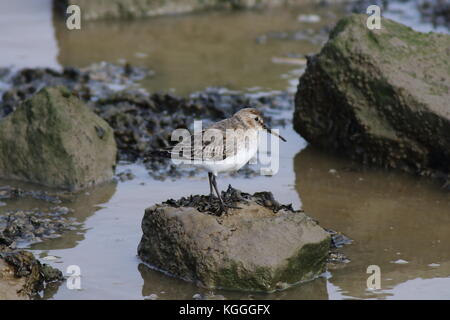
[200,132,259,176]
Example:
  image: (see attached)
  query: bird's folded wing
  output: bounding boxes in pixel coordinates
[168,128,238,161]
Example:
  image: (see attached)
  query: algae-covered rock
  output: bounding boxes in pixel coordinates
[137,188,330,292]
[294,14,450,180]
[0,86,117,190]
[0,246,64,299]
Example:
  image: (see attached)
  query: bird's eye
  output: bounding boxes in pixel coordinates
[255,117,259,122]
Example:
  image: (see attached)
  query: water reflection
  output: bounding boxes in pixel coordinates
[0,180,116,300]
[294,146,450,299]
[138,261,329,300]
[0,178,116,251]
[30,182,117,251]
[139,263,202,299]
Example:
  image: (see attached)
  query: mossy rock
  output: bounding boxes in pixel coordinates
[138,200,330,292]
[294,14,450,178]
[0,86,117,190]
[0,246,64,299]
[60,0,290,20]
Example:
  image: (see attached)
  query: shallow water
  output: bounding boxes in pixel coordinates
[1,0,450,300]
[295,147,450,299]
[0,0,60,70]
[53,5,341,94]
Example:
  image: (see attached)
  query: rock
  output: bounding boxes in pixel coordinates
[57,0,298,21]
[137,187,330,292]
[0,246,64,299]
[0,86,117,190]
[0,208,79,246]
[294,14,450,180]
[0,255,27,300]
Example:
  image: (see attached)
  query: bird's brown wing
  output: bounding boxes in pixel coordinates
[169,119,240,161]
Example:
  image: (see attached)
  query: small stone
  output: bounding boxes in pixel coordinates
[275,282,290,290]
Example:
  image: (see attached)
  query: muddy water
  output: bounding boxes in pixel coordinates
[1,1,450,300]
[53,5,339,94]
[295,147,450,299]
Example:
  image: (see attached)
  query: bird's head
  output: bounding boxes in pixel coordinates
[234,108,286,142]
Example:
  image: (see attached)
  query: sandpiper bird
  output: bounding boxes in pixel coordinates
[167,108,286,213]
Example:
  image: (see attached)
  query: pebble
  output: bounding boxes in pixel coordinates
[330,232,353,248]
[275,282,290,290]
[328,252,350,264]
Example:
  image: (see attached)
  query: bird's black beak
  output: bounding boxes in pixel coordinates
[262,123,287,142]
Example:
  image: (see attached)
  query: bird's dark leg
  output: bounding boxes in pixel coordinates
[208,172,215,204]
[211,174,227,214]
